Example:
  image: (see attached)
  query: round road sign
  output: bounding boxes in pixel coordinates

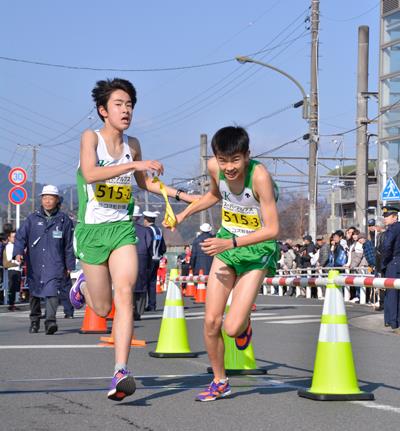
[379,159,400,177]
[9,186,28,205]
[8,167,27,186]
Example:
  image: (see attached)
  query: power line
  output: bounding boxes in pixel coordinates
[0,32,310,74]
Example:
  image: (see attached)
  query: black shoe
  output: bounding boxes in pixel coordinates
[29,322,39,333]
[64,314,74,319]
[145,306,156,312]
[134,313,141,321]
[45,323,58,335]
[375,306,384,311]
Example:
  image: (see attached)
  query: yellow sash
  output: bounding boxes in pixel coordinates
[152,177,177,228]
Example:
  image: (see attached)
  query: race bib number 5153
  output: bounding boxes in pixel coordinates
[95,184,131,204]
[222,208,260,230]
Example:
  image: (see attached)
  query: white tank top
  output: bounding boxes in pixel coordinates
[76,130,135,224]
[219,160,263,237]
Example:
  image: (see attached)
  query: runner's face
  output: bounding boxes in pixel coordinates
[216,152,249,181]
[100,89,133,131]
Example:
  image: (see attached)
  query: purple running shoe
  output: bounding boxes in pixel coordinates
[69,271,86,309]
[107,369,136,401]
[196,379,231,402]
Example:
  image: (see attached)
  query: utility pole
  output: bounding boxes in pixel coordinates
[355,26,369,234]
[308,0,319,241]
[200,134,208,225]
[70,186,74,212]
[31,145,38,212]
[17,144,40,212]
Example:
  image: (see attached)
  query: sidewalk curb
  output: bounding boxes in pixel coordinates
[349,312,400,336]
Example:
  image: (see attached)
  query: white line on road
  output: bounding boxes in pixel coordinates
[0,345,112,349]
[351,401,400,414]
[267,319,321,324]
[252,314,317,321]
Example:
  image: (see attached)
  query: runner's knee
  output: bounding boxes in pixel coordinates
[223,318,242,337]
[92,303,112,318]
[204,315,223,336]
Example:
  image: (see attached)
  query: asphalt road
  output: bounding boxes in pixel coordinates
[1,293,400,431]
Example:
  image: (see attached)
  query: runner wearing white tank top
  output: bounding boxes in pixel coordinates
[69,79,198,402]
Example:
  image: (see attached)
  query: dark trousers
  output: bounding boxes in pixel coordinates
[134,292,146,319]
[58,277,74,317]
[30,296,59,326]
[147,260,160,309]
[7,270,21,306]
[384,289,400,329]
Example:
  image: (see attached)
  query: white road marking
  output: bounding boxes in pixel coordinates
[267,319,321,324]
[0,345,112,349]
[252,314,317,321]
[351,401,400,414]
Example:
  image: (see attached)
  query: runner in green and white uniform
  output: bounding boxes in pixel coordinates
[171,126,280,402]
[69,78,197,402]
[74,130,137,265]
[216,159,278,275]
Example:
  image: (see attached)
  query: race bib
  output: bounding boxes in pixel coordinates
[94,184,131,204]
[222,208,261,230]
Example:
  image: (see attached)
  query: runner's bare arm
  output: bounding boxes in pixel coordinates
[130,137,198,204]
[200,164,279,256]
[174,158,221,225]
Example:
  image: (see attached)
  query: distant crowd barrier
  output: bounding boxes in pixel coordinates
[173,266,397,306]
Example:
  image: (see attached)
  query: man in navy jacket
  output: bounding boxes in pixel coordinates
[14,185,75,334]
[190,223,214,275]
[382,206,400,333]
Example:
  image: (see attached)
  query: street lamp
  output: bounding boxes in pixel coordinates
[235,56,309,119]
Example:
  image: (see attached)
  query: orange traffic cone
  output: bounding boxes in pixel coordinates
[185,269,197,297]
[195,269,206,303]
[79,305,111,334]
[106,300,115,321]
[99,308,146,347]
[156,275,163,294]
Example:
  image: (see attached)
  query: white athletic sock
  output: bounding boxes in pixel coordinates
[114,363,127,375]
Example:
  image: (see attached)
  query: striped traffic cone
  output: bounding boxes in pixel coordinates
[207,292,265,375]
[298,270,374,401]
[194,269,206,303]
[149,268,198,358]
[185,269,197,297]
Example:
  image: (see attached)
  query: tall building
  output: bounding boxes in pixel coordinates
[379,1,400,205]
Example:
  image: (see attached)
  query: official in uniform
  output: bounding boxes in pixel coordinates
[14,185,75,334]
[190,223,214,275]
[143,211,166,311]
[381,206,400,333]
[132,206,152,320]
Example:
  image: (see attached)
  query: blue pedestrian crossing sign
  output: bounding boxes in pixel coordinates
[381,177,400,201]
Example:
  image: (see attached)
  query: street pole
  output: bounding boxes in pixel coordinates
[200,134,208,225]
[308,0,320,241]
[32,145,38,212]
[355,26,370,234]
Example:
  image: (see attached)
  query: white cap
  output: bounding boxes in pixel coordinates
[133,205,142,217]
[143,210,159,219]
[40,185,59,196]
[200,223,212,232]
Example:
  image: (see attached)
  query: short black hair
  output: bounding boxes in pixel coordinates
[2,223,13,235]
[92,78,137,122]
[211,126,249,156]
